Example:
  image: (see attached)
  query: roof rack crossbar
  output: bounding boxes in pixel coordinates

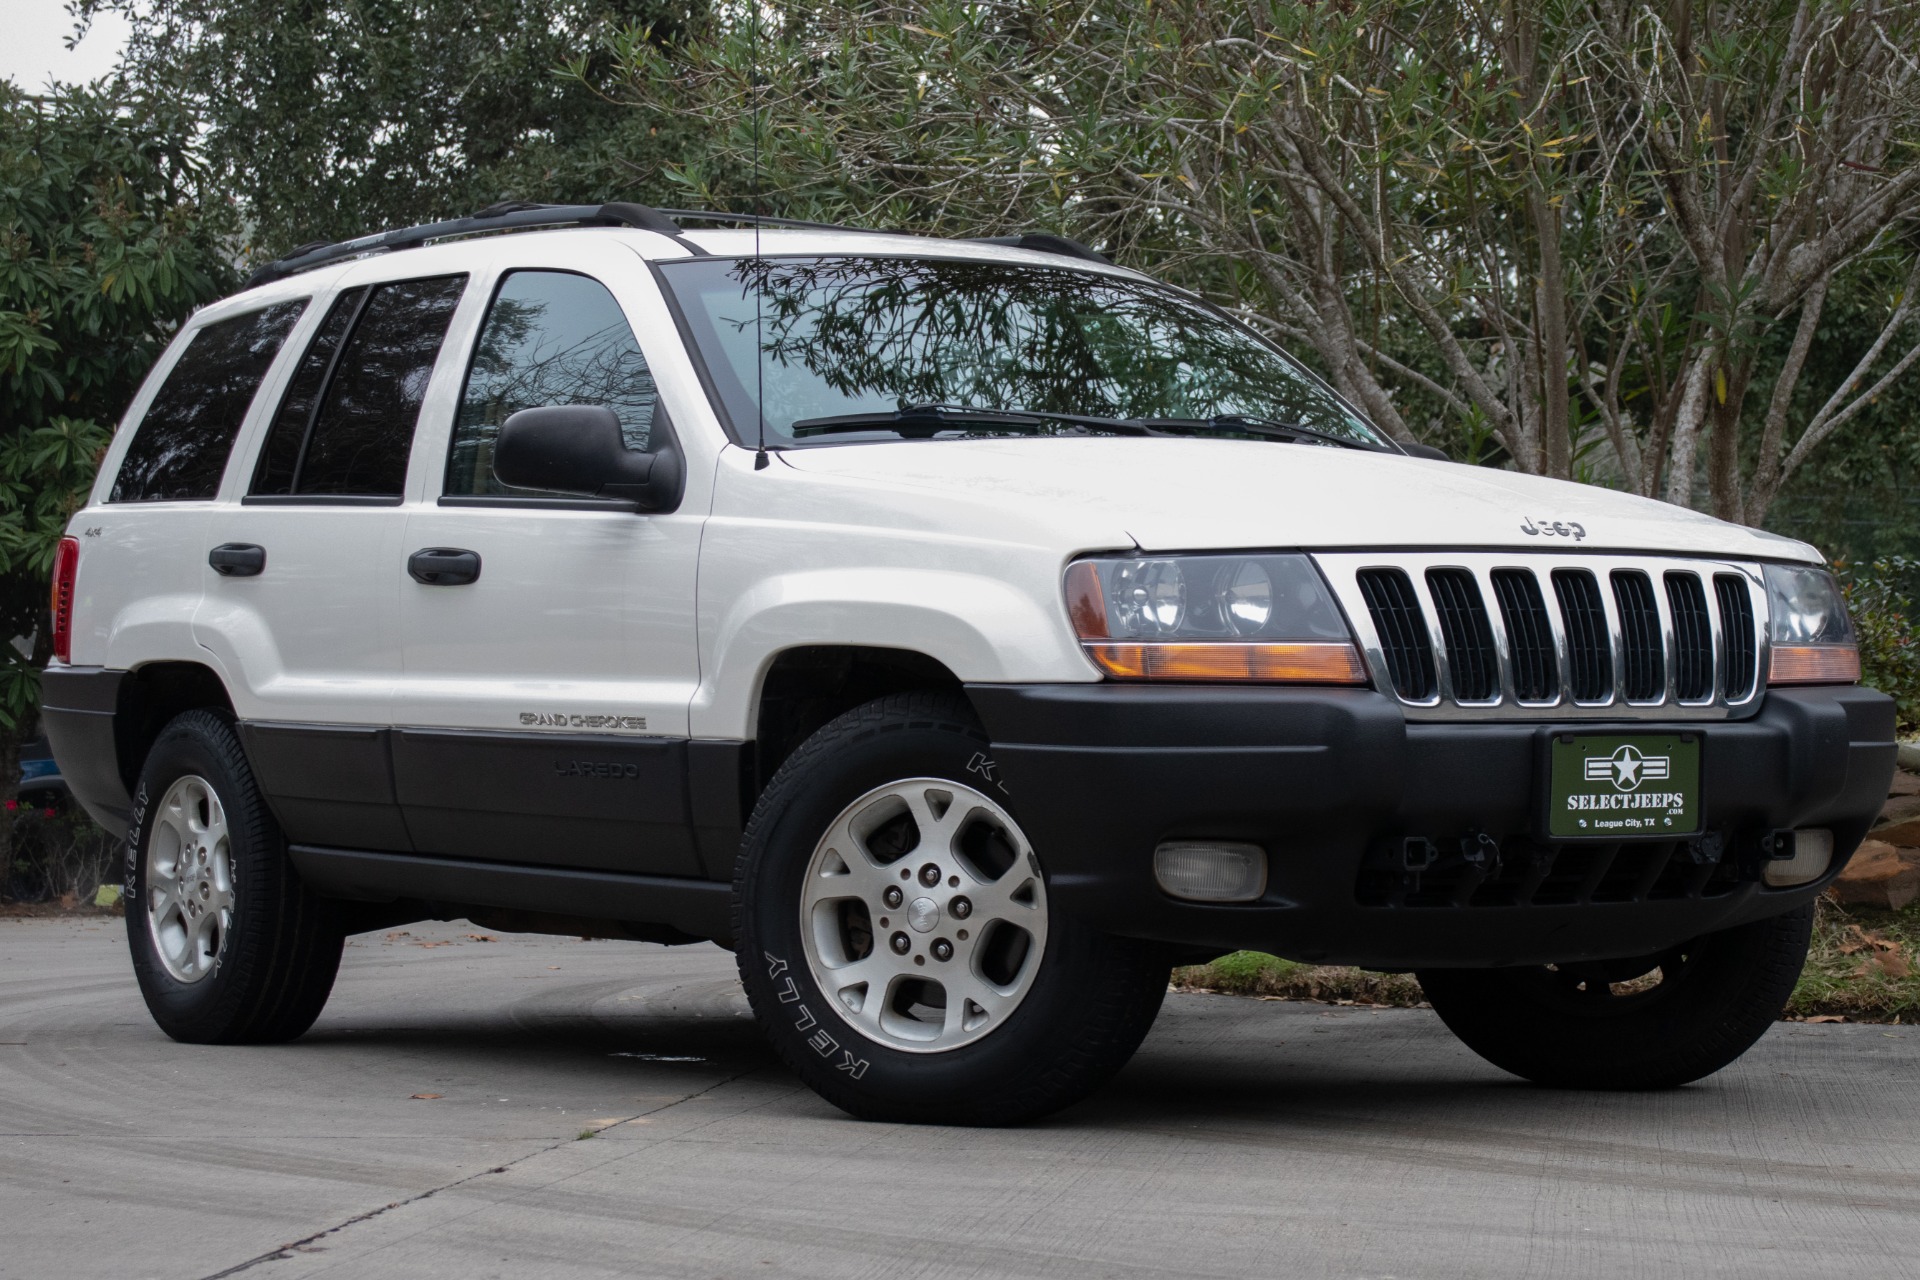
[242,201,699,288]
[653,208,874,234]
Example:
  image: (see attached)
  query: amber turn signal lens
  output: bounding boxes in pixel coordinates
[1084,641,1369,683]
[1768,644,1861,685]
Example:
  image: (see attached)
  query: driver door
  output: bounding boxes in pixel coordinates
[392,248,705,876]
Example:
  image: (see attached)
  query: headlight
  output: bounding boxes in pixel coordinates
[1064,553,1367,683]
[1764,564,1860,685]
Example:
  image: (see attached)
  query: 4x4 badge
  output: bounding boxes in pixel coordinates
[1584,744,1670,792]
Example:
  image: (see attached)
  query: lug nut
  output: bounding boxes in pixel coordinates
[931,938,954,962]
[889,931,911,955]
[883,885,904,909]
[950,895,972,920]
[919,863,941,887]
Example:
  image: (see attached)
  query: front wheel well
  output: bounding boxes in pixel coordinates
[751,646,968,795]
[114,662,235,792]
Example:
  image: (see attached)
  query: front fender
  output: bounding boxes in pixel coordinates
[690,567,1095,739]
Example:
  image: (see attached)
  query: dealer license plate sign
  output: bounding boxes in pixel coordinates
[1547,734,1701,840]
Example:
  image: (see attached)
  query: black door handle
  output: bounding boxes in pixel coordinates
[408,547,482,586]
[208,543,266,577]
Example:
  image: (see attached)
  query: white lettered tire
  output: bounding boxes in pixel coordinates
[735,692,1170,1125]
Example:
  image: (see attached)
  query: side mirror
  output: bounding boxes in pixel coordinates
[1400,441,1450,462]
[492,405,682,510]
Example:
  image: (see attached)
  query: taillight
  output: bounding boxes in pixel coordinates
[50,536,80,664]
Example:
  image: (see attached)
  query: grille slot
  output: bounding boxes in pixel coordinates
[1716,573,1758,699]
[1666,573,1714,700]
[1552,569,1614,701]
[1324,553,1766,720]
[1490,569,1557,700]
[1426,569,1498,701]
[1611,570,1665,700]
[1357,569,1435,700]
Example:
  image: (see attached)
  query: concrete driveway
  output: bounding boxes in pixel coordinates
[3,916,1918,1280]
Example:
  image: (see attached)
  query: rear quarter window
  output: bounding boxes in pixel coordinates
[109,300,307,503]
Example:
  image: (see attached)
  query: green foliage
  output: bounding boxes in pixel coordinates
[1839,557,1920,737]
[593,0,1920,525]
[82,0,708,257]
[0,84,233,729]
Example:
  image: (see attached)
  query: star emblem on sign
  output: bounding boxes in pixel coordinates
[1584,744,1671,792]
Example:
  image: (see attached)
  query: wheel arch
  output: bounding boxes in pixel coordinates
[114,661,237,795]
[748,645,970,796]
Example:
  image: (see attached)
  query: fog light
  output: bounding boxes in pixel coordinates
[1763,829,1833,887]
[1154,841,1267,902]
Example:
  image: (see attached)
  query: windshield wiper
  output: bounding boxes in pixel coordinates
[1133,415,1382,451]
[789,404,1156,439]
[788,405,1381,449]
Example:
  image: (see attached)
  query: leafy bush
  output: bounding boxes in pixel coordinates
[1838,557,1920,737]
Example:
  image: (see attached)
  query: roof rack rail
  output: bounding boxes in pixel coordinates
[242,201,1116,289]
[242,201,699,289]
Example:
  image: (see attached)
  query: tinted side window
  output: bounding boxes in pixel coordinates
[251,288,366,496]
[249,275,466,498]
[448,271,656,496]
[109,300,306,503]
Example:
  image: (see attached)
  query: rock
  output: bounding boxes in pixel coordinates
[1831,841,1920,911]
[1880,794,1920,825]
[1898,743,1920,773]
[1890,769,1920,798]
[1871,813,1920,847]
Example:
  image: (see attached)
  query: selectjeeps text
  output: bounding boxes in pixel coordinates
[43,202,1894,1124]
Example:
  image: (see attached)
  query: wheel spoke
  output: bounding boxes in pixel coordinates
[819,953,895,1033]
[899,784,967,860]
[941,969,1014,1038]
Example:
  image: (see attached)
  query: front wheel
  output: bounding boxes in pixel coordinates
[735,692,1170,1125]
[1417,903,1814,1090]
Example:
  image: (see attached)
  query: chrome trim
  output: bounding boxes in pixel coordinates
[1317,552,1770,722]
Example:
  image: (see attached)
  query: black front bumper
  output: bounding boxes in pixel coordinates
[967,683,1895,969]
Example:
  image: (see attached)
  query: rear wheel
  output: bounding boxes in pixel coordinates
[735,692,1170,1125]
[1417,904,1814,1089]
[127,710,343,1043]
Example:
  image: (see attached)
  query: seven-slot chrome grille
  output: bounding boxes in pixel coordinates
[1314,553,1768,720]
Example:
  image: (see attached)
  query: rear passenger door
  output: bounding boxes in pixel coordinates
[81,299,308,677]
[196,273,469,851]
[392,253,706,877]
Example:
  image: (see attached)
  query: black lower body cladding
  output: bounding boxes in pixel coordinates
[965,682,1895,969]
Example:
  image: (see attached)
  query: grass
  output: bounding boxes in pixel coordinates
[1172,893,1920,1024]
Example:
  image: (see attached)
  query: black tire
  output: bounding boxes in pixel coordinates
[126,710,344,1044]
[1417,903,1814,1089]
[735,691,1170,1125]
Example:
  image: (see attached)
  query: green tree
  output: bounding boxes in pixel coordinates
[596,0,1920,523]
[0,84,232,879]
[81,0,709,257]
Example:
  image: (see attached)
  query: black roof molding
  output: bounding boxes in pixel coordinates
[241,201,706,289]
[242,202,1115,290]
[972,233,1112,265]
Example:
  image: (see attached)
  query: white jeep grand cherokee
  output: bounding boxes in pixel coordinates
[44,203,1894,1124]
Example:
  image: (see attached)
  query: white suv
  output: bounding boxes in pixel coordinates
[44,203,1893,1124]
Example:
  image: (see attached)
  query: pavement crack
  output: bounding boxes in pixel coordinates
[196,1066,761,1279]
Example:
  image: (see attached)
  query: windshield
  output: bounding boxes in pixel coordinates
[657,256,1386,449]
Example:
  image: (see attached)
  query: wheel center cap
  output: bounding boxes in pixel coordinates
[907,897,940,933]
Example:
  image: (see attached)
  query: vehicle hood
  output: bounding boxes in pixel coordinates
[776,437,1822,562]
